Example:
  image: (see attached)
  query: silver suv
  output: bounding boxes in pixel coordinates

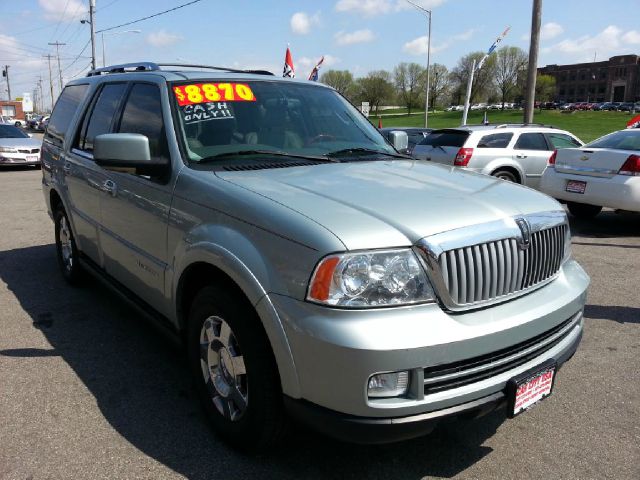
[41,63,589,451]
[412,124,583,189]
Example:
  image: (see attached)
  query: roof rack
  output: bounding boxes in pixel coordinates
[86,62,274,77]
[494,123,555,129]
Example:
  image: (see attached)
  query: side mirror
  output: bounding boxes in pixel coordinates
[94,133,168,176]
[388,130,409,153]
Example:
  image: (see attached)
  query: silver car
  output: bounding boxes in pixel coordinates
[41,62,589,451]
[412,124,583,189]
[0,124,41,167]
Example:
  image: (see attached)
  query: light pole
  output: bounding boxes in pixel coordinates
[101,30,142,67]
[405,0,432,128]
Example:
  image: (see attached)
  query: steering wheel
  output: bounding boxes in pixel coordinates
[307,134,337,145]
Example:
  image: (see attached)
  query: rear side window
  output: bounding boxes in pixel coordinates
[419,131,469,147]
[477,133,513,149]
[514,133,549,151]
[117,83,169,161]
[77,83,128,153]
[45,84,89,147]
[547,133,581,149]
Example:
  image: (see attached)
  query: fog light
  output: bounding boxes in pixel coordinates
[367,371,410,398]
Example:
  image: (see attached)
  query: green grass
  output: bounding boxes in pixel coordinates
[374,110,635,142]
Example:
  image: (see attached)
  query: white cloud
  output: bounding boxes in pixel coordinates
[402,29,475,55]
[335,29,375,46]
[38,0,85,22]
[335,0,446,17]
[146,30,183,47]
[622,30,640,44]
[323,54,340,67]
[540,22,564,40]
[290,12,321,35]
[298,54,341,73]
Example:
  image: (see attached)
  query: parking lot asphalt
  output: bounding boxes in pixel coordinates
[0,166,638,480]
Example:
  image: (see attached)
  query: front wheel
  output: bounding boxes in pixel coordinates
[567,202,602,219]
[187,285,286,451]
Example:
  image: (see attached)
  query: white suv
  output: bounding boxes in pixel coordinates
[412,124,583,189]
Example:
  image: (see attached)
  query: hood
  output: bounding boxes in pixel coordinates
[216,160,561,250]
[0,137,41,148]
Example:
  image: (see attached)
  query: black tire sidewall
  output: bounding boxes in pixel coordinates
[187,285,284,450]
[493,170,518,183]
[567,202,602,219]
[54,206,82,284]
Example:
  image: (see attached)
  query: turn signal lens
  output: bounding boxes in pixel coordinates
[548,149,557,166]
[454,147,474,166]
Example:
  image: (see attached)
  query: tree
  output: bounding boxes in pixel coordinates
[450,51,497,104]
[394,62,425,114]
[320,70,355,100]
[355,70,395,112]
[423,63,449,110]
[535,75,556,107]
[494,46,528,108]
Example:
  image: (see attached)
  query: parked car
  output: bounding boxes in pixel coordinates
[35,115,49,131]
[540,128,640,217]
[41,61,589,450]
[617,102,635,112]
[27,115,43,129]
[470,103,487,110]
[379,127,432,154]
[411,124,583,189]
[560,103,575,111]
[0,124,41,167]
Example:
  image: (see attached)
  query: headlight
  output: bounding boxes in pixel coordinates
[0,147,18,153]
[307,249,435,307]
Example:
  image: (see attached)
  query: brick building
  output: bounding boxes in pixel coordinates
[0,101,25,120]
[538,54,640,103]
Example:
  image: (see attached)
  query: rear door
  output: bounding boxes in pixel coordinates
[99,82,174,308]
[412,129,470,164]
[512,132,553,188]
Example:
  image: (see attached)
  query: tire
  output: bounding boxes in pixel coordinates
[567,202,602,219]
[187,285,286,451]
[54,205,84,284]
[492,169,519,183]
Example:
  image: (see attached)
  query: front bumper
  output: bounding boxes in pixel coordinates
[268,259,588,430]
[0,152,41,166]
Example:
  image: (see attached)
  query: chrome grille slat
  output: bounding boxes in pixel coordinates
[436,224,567,307]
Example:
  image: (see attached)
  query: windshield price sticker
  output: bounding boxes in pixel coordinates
[174,83,256,106]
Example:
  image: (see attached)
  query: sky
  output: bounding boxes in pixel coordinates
[2,0,640,107]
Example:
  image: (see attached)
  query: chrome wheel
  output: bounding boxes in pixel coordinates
[59,215,73,272]
[199,316,248,421]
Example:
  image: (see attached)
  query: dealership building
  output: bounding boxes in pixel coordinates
[538,54,640,103]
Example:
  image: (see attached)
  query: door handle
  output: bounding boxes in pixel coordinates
[101,179,117,197]
[516,154,527,159]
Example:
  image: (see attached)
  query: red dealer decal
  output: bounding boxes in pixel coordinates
[173,83,256,106]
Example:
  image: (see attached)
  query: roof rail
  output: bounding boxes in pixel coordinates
[87,62,274,77]
[87,62,159,76]
[494,123,555,129]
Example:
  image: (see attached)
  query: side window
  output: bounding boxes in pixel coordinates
[77,83,128,153]
[118,83,169,161]
[477,133,513,149]
[514,133,549,151]
[45,84,89,147]
[547,133,582,149]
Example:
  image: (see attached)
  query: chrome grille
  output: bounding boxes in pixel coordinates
[18,148,39,154]
[438,224,567,305]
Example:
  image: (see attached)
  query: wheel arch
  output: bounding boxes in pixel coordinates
[483,160,524,183]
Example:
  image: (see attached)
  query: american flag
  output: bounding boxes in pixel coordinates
[283,46,295,78]
[308,56,324,81]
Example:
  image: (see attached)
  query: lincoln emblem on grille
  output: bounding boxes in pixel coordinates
[515,218,531,250]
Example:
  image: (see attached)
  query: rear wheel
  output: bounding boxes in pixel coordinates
[567,202,602,219]
[187,285,286,451]
[54,205,84,284]
[492,169,519,183]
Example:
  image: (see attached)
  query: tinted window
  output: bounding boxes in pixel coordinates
[78,83,127,152]
[585,130,640,151]
[514,133,549,151]
[118,83,168,161]
[419,130,469,147]
[0,125,29,138]
[477,133,513,149]
[547,133,581,149]
[45,84,89,147]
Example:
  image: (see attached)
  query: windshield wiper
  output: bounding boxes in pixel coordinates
[197,149,339,164]
[326,148,411,159]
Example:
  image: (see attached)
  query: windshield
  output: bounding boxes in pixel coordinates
[585,130,640,151]
[0,125,29,139]
[171,80,395,162]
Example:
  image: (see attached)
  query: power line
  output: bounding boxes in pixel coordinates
[62,40,91,72]
[50,0,72,42]
[69,61,92,80]
[96,0,204,33]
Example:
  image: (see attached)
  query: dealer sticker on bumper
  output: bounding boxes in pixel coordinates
[507,360,556,417]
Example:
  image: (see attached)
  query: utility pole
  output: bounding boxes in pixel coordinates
[524,0,542,124]
[405,0,432,127]
[48,41,66,94]
[2,65,10,100]
[461,59,476,126]
[89,0,97,70]
[37,76,44,113]
[43,54,55,111]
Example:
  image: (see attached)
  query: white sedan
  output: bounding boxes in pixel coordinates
[540,129,640,218]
